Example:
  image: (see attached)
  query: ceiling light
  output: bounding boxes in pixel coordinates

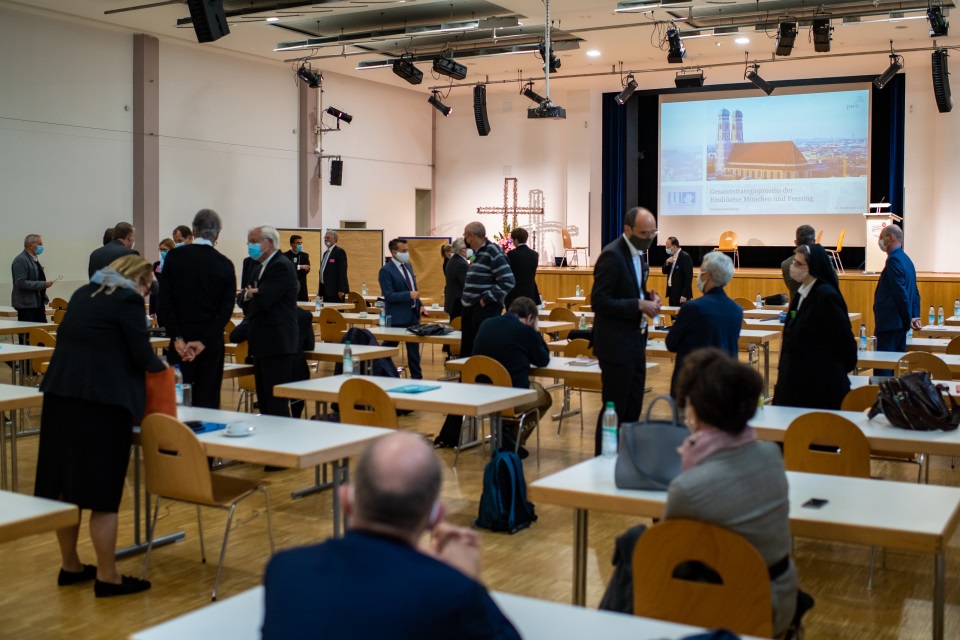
[521,82,547,105]
[675,69,705,88]
[427,91,452,117]
[266,17,279,23]
[745,63,774,95]
[735,37,750,44]
[296,64,322,89]
[873,53,903,89]
[776,22,798,56]
[433,55,467,80]
[392,58,423,85]
[928,5,949,37]
[325,106,352,124]
[616,74,638,105]
[586,50,601,57]
[812,18,832,52]
[667,27,686,63]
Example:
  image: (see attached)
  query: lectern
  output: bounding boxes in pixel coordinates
[864,204,903,273]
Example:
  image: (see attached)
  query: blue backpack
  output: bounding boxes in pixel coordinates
[475,450,537,534]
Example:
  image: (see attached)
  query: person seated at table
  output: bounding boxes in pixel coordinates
[262,432,520,640]
[773,243,857,410]
[665,251,742,398]
[471,296,552,457]
[668,348,799,636]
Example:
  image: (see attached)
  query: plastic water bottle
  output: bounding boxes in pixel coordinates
[756,292,763,309]
[954,298,960,319]
[315,296,321,313]
[929,306,935,326]
[575,283,581,297]
[859,324,867,351]
[907,328,914,344]
[174,365,184,405]
[379,306,386,327]
[343,341,354,376]
[579,314,587,330]
[361,282,367,296]
[601,402,618,458]
[938,306,945,327]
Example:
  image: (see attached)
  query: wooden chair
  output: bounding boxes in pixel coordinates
[897,351,952,380]
[733,297,756,311]
[548,307,578,340]
[714,231,740,269]
[233,341,258,412]
[317,308,347,343]
[842,385,925,483]
[556,339,599,435]
[49,297,68,310]
[337,378,397,429]
[825,228,846,274]
[460,356,540,466]
[560,228,589,267]
[448,316,462,358]
[344,291,368,313]
[27,328,56,379]
[140,414,274,601]
[632,519,773,638]
[945,335,960,355]
[52,309,67,325]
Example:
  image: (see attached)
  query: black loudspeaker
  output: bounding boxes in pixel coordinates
[187,0,230,43]
[932,49,953,114]
[473,84,491,136]
[329,159,343,186]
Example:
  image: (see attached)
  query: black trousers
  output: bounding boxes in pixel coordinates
[254,354,298,417]
[595,351,647,456]
[460,301,503,358]
[16,307,46,345]
[170,343,225,409]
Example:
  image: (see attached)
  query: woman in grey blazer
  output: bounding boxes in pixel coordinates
[668,348,799,636]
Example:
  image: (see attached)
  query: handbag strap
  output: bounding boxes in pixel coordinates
[643,394,680,427]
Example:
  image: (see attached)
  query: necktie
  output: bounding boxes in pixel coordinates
[401,264,416,307]
[320,249,330,284]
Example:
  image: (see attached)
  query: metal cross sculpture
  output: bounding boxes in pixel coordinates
[476,177,545,232]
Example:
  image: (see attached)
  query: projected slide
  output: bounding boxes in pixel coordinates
[659,90,869,216]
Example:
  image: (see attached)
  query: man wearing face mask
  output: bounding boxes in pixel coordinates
[660,236,693,307]
[873,224,921,370]
[88,222,137,279]
[665,251,742,397]
[461,221,515,357]
[590,207,661,456]
[318,230,349,303]
[171,225,193,247]
[283,234,311,302]
[11,233,54,325]
[379,238,424,379]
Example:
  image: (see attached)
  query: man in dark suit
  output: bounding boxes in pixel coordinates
[443,238,469,321]
[237,225,300,416]
[239,256,258,290]
[874,224,921,373]
[318,230,349,302]
[661,236,693,307]
[504,227,541,307]
[262,432,520,640]
[590,207,661,456]
[379,238,423,379]
[781,225,816,301]
[665,251,742,397]
[88,222,137,278]
[158,209,236,409]
[283,234,311,302]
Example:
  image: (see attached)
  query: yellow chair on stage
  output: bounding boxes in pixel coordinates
[714,231,740,269]
[825,228,846,274]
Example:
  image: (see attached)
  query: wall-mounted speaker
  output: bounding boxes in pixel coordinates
[932,49,953,114]
[187,0,230,43]
[329,159,343,186]
[473,85,491,136]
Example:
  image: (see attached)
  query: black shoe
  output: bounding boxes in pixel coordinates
[264,465,286,472]
[58,564,97,586]
[94,575,151,597]
[517,445,530,460]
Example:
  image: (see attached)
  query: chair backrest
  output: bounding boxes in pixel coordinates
[783,412,871,477]
[318,308,347,343]
[717,231,739,250]
[449,316,462,357]
[461,355,512,388]
[28,328,56,371]
[52,309,67,325]
[733,297,755,311]
[224,320,236,344]
[337,378,397,428]
[49,297,69,310]
[549,307,578,339]
[560,228,573,250]
[841,385,880,412]
[345,291,367,313]
[815,229,823,244]
[834,228,847,252]
[563,338,593,357]
[140,414,217,504]
[632,519,773,638]
[898,351,952,380]
[233,341,257,391]
[946,336,960,356]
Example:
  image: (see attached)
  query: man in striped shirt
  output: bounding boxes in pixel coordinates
[460,221,516,356]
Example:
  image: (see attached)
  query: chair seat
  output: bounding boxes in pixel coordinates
[209,475,266,506]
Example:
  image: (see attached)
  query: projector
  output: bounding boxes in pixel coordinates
[433,56,467,80]
[527,103,567,119]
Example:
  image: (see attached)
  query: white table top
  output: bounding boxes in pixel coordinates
[0,384,43,411]
[946,315,960,327]
[905,338,951,353]
[274,374,537,417]
[297,301,354,311]
[0,490,78,544]
[915,325,960,339]
[848,374,960,392]
[339,312,380,325]
[0,306,19,317]
[304,343,399,362]
[444,356,658,381]
[222,363,254,380]
[0,319,57,335]
[179,407,392,469]
[130,587,761,640]
[0,343,54,364]
[529,456,960,552]
[647,328,779,345]
[367,326,462,345]
[540,309,594,321]
[857,350,960,375]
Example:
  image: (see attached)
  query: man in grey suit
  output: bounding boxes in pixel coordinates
[11,233,55,323]
[88,221,137,278]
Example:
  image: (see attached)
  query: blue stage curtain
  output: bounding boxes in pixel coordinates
[888,74,906,223]
[600,92,628,247]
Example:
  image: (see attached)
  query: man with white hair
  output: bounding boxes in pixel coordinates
[665,251,743,397]
[238,225,299,416]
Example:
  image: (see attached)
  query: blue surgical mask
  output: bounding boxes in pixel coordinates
[248,243,262,260]
[159,250,168,261]
[395,251,410,263]
[295,245,302,253]
[35,245,44,256]
[175,242,185,248]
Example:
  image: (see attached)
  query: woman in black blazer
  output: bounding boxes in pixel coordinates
[773,244,857,409]
[35,255,167,597]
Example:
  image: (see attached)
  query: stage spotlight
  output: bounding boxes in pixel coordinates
[427,91,452,116]
[931,49,953,112]
[667,27,686,63]
[873,53,903,89]
[616,74,638,104]
[433,55,467,80]
[928,5,949,37]
[538,43,561,72]
[812,19,832,52]
[776,22,798,56]
[325,106,352,124]
[675,69,705,88]
[745,63,774,95]
[296,64,322,88]
[521,82,547,105]
[392,57,423,85]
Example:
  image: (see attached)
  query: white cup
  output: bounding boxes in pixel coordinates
[358,311,368,318]
[225,421,254,437]
[432,303,439,309]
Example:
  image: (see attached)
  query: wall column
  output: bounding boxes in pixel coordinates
[299,83,321,227]
[133,34,159,259]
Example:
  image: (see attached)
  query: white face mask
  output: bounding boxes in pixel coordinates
[696,275,706,293]
[465,248,474,259]
[789,261,808,283]
[878,237,889,253]
[665,247,674,256]
[395,251,410,263]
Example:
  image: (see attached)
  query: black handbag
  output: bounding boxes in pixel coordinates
[868,371,960,431]
[406,323,453,337]
[614,395,691,491]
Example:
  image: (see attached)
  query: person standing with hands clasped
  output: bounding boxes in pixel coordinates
[873,224,921,371]
[318,230,349,303]
[590,207,661,456]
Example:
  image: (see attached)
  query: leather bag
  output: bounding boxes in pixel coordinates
[868,371,960,432]
[406,323,453,337]
[614,395,691,490]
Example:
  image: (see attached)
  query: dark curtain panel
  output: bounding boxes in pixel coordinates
[600,92,639,247]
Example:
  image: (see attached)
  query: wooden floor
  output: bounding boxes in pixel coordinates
[2,343,960,639]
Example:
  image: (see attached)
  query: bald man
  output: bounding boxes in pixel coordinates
[262,433,520,639]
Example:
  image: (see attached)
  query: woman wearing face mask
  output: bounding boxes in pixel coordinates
[773,243,857,409]
[35,255,168,597]
[439,243,453,274]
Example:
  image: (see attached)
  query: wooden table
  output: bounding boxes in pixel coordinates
[131,586,765,640]
[0,490,78,544]
[222,363,254,380]
[556,296,587,308]
[529,456,960,639]
[857,351,960,377]
[305,343,399,375]
[0,319,57,335]
[296,301,354,312]
[338,312,380,326]
[0,382,44,492]
[0,306,18,318]
[367,326,462,346]
[445,356,659,386]
[906,338,952,353]
[946,315,960,327]
[916,325,960,340]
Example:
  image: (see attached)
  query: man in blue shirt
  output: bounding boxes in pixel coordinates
[873,224,921,374]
